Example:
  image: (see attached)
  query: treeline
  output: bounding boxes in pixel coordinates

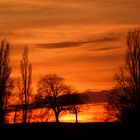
[0,41,82,124]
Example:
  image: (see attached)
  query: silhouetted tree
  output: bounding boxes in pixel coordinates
[0,40,13,124]
[107,29,140,122]
[68,93,81,123]
[13,102,18,124]
[19,47,32,124]
[126,29,140,107]
[37,74,72,123]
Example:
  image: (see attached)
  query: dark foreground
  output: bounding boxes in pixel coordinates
[0,122,139,140]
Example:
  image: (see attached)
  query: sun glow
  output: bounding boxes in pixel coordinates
[5,104,111,123]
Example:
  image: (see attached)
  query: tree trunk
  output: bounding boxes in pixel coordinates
[0,94,3,124]
[23,109,27,124]
[75,112,78,123]
[14,111,17,124]
[0,103,4,124]
[23,108,26,124]
[55,111,59,123]
[0,94,5,124]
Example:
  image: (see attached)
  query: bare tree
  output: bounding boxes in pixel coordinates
[0,40,13,124]
[68,93,81,123]
[19,47,32,124]
[69,105,81,123]
[126,29,140,106]
[107,29,140,122]
[37,74,72,123]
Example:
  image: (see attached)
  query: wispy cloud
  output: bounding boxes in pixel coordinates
[0,0,140,31]
[0,31,32,37]
[37,34,120,49]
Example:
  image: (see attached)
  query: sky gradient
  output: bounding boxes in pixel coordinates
[0,0,140,92]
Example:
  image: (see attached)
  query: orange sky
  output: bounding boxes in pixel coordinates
[0,0,140,92]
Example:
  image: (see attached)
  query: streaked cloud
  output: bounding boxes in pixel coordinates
[37,33,120,49]
[0,0,140,30]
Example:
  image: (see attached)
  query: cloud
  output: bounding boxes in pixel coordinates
[0,0,140,32]
[37,34,120,49]
[0,31,32,37]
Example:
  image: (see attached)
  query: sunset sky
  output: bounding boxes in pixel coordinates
[0,0,140,92]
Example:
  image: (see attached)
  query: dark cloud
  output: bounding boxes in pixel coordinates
[92,46,122,52]
[38,41,85,49]
[37,35,120,49]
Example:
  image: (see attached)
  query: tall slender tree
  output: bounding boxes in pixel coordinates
[19,47,32,124]
[0,40,13,124]
[107,29,140,122]
[126,29,140,107]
